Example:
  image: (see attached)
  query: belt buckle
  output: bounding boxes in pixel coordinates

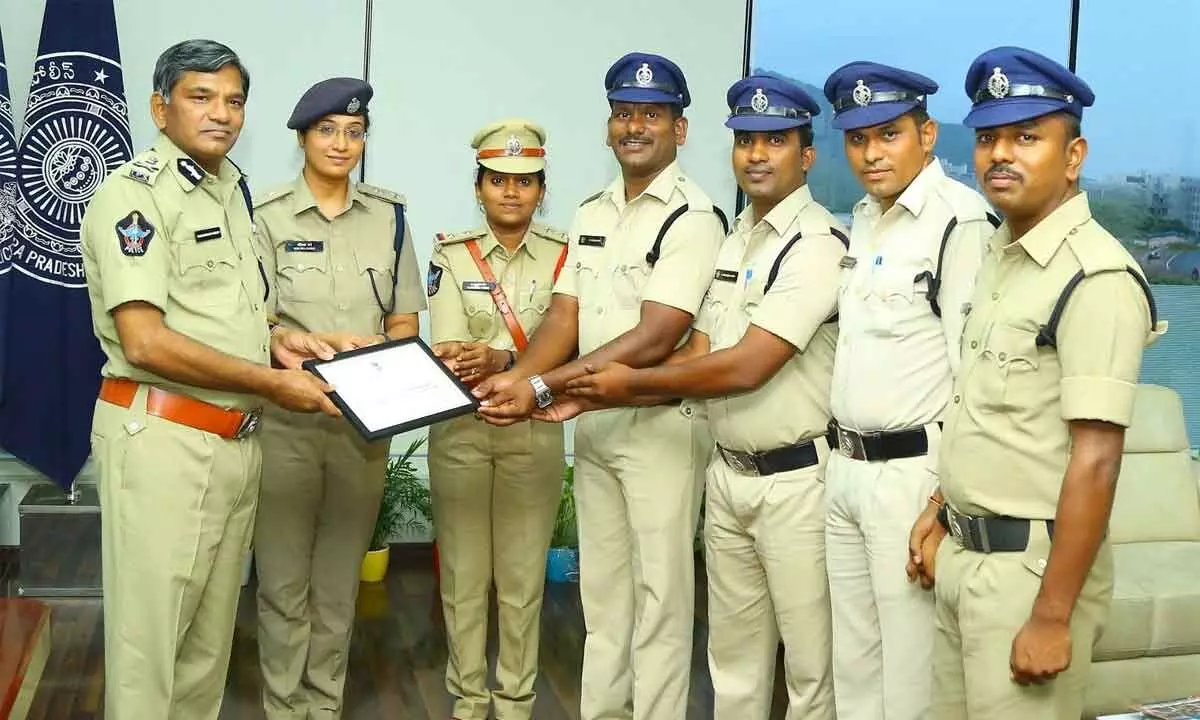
[720,447,758,476]
[946,506,968,546]
[836,427,864,459]
[233,408,262,439]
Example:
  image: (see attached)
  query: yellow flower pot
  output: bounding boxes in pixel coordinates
[360,546,390,583]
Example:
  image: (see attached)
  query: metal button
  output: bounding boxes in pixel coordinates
[991,291,1000,300]
[206,260,214,269]
[127,421,141,431]
[998,352,1008,361]
[575,261,582,269]
[298,264,307,271]
[1037,558,1047,570]
[953,395,961,404]
[970,340,978,349]
[619,264,627,272]
[683,406,693,417]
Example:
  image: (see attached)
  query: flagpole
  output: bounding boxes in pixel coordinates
[358,0,373,184]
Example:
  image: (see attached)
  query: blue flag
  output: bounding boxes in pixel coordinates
[0,31,17,403]
[0,0,131,488]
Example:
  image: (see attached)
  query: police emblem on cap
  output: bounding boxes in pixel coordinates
[505,133,523,156]
[750,88,769,113]
[987,67,1010,99]
[852,80,872,107]
[347,97,361,113]
[634,63,654,87]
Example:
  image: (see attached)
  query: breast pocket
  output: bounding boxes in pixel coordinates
[276,243,331,303]
[863,265,926,337]
[572,248,605,309]
[463,287,499,340]
[353,244,394,310]
[176,237,239,303]
[517,288,553,331]
[612,260,650,309]
[974,323,1042,414]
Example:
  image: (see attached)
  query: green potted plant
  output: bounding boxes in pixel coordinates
[546,463,579,583]
[361,437,430,583]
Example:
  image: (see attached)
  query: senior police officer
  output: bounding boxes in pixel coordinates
[565,75,843,720]
[906,46,1164,719]
[472,52,727,719]
[252,77,425,719]
[426,118,568,720]
[81,40,341,720]
[821,62,997,720]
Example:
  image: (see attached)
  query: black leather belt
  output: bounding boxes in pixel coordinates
[827,420,937,462]
[717,440,819,477]
[937,503,1055,553]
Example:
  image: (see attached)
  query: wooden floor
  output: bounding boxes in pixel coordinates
[15,547,789,719]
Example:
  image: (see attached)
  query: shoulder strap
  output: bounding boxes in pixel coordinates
[1036,266,1159,349]
[646,205,729,268]
[915,212,1002,319]
[765,232,804,293]
[462,238,531,352]
[236,175,272,303]
[388,203,405,313]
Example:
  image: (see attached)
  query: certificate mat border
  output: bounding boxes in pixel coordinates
[302,337,480,441]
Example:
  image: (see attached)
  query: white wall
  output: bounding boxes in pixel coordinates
[0,0,747,542]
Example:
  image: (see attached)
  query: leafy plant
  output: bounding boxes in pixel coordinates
[549,463,577,548]
[368,437,430,551]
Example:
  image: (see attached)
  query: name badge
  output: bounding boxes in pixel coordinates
[713,269,738,283]
[462,281,495,292]
[839,256,858,269]
[579,235,606,247]
[194,227,222,243]
[284,240,325,253]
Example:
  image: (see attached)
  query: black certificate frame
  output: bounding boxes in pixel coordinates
[302,336,479,441]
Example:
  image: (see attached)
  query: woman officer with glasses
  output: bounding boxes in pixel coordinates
[251,77,425,720]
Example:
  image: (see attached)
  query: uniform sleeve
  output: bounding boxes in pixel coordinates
[428,244,470,345]
[938,217,990,374]
[390,217,427,315]
[81,179,171,313]
[640,210,724,315]
[551,211,582,298]
[748,233,843,352]
[254,209,279,316]
[1057,271,1152,426]
[693,287,719,336]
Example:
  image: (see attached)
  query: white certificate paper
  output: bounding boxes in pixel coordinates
[304,338,478,440]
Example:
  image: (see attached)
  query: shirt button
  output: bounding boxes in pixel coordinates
[127,421,141,432]
[206,260,215,269]
[953,395,961,404]
[298,264,307,271]
[991,292,1000,300]
[575,261,582,269]
[998,352,1008,361]
[1037,558,1047,570]
[597,307,604,315]
[336,265,344,272]
[338,303,348,311]
[970,340,978,349]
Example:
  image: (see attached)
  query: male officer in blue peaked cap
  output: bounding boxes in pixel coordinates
[822,60,998,720]
[567,73,842,719]
[471,50,726,720]
[908,46,1163,720]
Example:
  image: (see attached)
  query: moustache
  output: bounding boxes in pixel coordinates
[985,164,1022,182]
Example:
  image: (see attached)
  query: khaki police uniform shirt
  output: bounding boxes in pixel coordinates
[81,133,269,410]
[553,161,726,354]
[255,175,425,336]
[695,185,845,453]
[939,193,1161,519]
[428,224,569,351]
[832,159,996,431]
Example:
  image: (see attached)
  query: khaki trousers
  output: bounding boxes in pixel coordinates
[705,452,835,720]
[574,404,708,720]
[93,390,261,720]
[931,524,1112,720]
[825,448,940,720]
[428,414,565,720]
[254,405,389,720]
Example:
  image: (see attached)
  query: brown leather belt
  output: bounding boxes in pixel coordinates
[99,377,262,440]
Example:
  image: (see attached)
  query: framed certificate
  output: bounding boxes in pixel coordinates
[302,337,479,441]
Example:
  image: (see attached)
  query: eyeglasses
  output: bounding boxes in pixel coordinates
[312,124,366,142]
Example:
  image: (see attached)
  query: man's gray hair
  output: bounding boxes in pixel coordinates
[152,39,250,102]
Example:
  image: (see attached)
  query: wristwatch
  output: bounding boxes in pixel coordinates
[528,375,553,409]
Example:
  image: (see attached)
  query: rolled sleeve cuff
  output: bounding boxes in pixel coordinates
[102,275,167,315]
[639,287,702,316]
[1060,376,1137,426]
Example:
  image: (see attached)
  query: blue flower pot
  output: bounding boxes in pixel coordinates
[546,547,579,583]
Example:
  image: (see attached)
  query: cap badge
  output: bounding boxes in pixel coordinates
[634,63,654,87]
[987,67,1010,99]
[346,97,361,113]
[750,88,769,113]
[505,133,523,156]
[852,80,872,107]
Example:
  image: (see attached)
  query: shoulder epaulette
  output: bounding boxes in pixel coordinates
[253,184,294,210]
[531,222,569,244]
[358,183,406,205]
[124,150,165,186]
[437,228,488,245]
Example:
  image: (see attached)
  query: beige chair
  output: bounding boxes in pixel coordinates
[1085,384,1200,717]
